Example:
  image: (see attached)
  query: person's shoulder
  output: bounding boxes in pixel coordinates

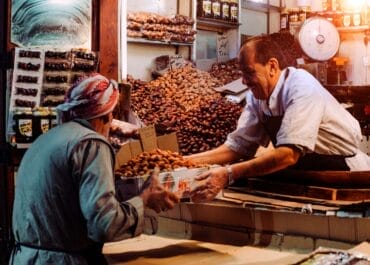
[288,67,315,79]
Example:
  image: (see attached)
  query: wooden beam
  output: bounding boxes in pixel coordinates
[99,0,119,80]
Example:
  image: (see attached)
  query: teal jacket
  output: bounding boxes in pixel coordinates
[10,119,144,265]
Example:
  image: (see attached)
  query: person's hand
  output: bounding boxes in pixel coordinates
[140,169,179,213]
[190,167,228,203]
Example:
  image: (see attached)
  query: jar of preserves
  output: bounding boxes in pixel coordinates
[230,0,238,23]
[49,107,58,128]
[280,8,289,31]
[352,11,361,26]
[298,6,310,22]
[13,107,33,143]
[221,0,230,21]
[32,107,50,139]
[212,0,222,19]
[342,12,351,27]
[202,0,212,18]
[289,8,299,23]
[322,0,328,11]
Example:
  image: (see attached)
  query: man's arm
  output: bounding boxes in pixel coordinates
[230,145,301,181]
[185,144,244,165]
[190,145,301,202]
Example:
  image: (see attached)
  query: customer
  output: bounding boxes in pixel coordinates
[9,73,179,265]
[188,34,370,202]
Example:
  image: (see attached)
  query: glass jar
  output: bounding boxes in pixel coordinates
[342,12,351,27]
[289,8,299,23]
[221,0,230,21]
[298,6,310,22]
[280,8,289,31]
[322,0,328,11]
[212,0,222,19]
[230,0,238,23]
[49,107,58,128]
[32,107,50,139]
[202,0,212,18]
[13,107,33,143]
[352,11,361,26]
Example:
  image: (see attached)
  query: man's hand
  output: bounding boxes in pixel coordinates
[190,166,229,203]
[140,169,179,213]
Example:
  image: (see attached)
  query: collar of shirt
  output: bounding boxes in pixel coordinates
[264,67,292,116]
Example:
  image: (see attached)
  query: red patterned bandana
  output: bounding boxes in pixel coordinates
[56,73,119,123]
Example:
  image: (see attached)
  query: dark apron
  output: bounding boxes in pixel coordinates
[262,68,349,171]
[13,241,108,265]
[262,114,349,171]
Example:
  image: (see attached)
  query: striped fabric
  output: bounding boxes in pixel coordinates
[56,73,119,123]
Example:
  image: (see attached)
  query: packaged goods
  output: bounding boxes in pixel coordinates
[212,0,221,19]
[221,0,230,21]
[13,107,33,143]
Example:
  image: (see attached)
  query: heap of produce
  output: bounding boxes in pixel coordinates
[128,65,243,155]
[115,148,200,178]
[209,58,243,85]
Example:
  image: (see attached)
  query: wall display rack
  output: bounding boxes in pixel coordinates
[121,0,196,82]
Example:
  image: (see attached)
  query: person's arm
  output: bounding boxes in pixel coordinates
[73,140,178,243]
[190,145,301,202]
[185,144,244,165]
[230,145,300,180]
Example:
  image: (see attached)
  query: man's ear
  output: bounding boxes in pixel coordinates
[268,58,280,76]
[102,114,110,124]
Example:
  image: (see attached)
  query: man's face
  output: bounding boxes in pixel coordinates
[239,43,272,100]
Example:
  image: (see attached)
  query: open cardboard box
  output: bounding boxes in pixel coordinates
[114,125,211,199]
[115,125,179,170]
[158,167,209,198]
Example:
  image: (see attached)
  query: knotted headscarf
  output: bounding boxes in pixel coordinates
[56,73,119,123]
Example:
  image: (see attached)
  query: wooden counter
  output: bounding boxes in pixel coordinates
[103,234,306,265]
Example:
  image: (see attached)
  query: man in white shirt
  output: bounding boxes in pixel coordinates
[188,34,370,202]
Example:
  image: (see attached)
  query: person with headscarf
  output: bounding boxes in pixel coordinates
[9,73,179,265]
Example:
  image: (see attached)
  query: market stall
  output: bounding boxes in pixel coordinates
[1,0,370,264]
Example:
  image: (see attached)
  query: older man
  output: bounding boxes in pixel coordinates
[189,35,370,202]
[10,74,179,265]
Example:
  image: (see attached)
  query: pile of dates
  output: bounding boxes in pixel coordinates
[115,149,199,178]
[209,58,243,85]
[129,65,243,155]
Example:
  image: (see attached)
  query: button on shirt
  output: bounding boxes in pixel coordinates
[226,67,370,171]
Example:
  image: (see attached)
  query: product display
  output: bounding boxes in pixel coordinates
[128,65,242,155]
[115,148,199,178]
[9,47,99,143]
[209,58,242,85]
[127,12,196,43]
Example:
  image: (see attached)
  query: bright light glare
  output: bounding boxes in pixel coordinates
[47,0,75,5]
[341,0,366,11]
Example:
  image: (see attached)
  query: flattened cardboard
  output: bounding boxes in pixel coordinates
[157,132,179,153]
[139,125,157,152]
[129,140,142,158]
[115,144,131,170]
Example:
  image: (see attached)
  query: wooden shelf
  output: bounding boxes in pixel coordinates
[196,17,240,32]
[127,37,194,46]
[324,85,370,103]
[337,25,370,33]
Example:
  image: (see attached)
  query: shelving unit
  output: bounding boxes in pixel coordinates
[196,17,240,32]
[122,0,196,81]
[127,37,194,46]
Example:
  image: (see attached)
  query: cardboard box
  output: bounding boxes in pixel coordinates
[158,167,209,198]
[115,125,179,170]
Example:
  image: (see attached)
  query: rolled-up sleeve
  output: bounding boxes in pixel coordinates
[71,140,144,243]
[225,92,270,157]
